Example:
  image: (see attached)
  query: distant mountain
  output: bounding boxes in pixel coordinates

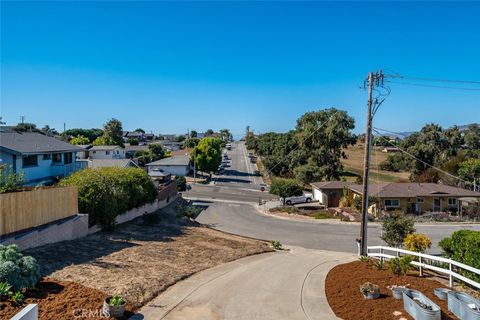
[375,123,478,140]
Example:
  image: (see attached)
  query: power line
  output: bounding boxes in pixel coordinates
[385,80,480,91]
[372,127,472,186]
[400,76,480,85]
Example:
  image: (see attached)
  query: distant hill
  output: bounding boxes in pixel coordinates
[376,123,478,140]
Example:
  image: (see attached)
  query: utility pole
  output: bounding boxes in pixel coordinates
[360,70,385,256]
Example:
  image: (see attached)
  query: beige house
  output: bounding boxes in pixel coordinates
[347,183,480,215]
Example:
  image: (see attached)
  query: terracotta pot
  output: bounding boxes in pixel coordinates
[103,296,126,318]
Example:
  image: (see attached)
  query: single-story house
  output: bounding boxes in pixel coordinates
[146,155,190,176]
[347,182,480,214]
[89,145,126,159]
[310,181,352,207]
[382,147,400,153]
[75,144,93,159]
[0,132,84,186]
[157,141,183,151]
[160,134,177,142]
[122,131,155,143]
[148,168,172,187]
[82,159,138,169]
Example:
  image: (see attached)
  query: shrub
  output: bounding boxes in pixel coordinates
[388,255,413,276]
[271,241,283,250]
[439,230,480,282]
[381,214,415,247]
[0,244,40,291]
[404,233,432,252]
[0,165,24,193]
[359,282,380,295]
[175,176,187,192]
[60,167,157,229]
[374,259,384,270]
[11,291,25,305]
[0,282,12,300]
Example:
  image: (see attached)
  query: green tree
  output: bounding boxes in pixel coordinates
[40,125,59,136]
[14,122,41,133]
[269,178,303,205]
[92,136,114,146]
[205,129,214,136]
[464,124,480,150]
[128,138,139,145]
[381,214,415,247]
[295,108,356,182]
[219,129,232,141]
[0,165,24,193]
[135,144,165,166]
[191,137,222,175]
[185,138,200,148]
[134,128,145,133]
[190,130,198,138]
[176,135,186,142]
[103,118,124,147]
[175,176,187,191]
[63,128,103,142]
[70,135,90,145]
[458,158,480,185]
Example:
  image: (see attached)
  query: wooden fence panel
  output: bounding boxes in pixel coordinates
[0,187,78,236]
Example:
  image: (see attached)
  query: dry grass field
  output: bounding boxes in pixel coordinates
[342,143,410,182]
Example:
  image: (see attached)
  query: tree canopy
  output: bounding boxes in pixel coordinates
[191,137,222,173]
[70,135,90,145]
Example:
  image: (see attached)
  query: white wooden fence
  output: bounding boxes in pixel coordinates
[367,246,480,289]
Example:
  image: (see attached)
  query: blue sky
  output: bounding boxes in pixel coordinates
[1,1,479,137]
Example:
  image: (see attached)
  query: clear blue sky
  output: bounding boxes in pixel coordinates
[1,1,479,137]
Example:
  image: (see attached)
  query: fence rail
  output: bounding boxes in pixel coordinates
[367,245,480,290]
[0,187,78,236]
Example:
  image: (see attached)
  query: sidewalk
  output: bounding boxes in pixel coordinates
[131,247,356,320]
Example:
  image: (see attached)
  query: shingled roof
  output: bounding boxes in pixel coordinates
[348,182,480,198]
[0,132,83,155]
[310,181,353,189]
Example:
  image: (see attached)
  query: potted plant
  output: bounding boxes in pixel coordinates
[103,295,126,318]
[360,282,380,300]
[387,284,409,300]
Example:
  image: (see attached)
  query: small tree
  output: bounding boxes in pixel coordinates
[128,138,139,146]
[175,176,187,191]
[381,214,415,247]
[191,137,222,175]
[269,178,303,205]
[0,165,24,193]
[70,135,90,145]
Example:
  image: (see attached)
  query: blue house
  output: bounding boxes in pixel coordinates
[0,132,86,186]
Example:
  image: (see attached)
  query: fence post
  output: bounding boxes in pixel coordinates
[449,262,453,287]
[380,247,384,264]
[419,256,423,277]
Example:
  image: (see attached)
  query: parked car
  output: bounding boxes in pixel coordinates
[226,144,232,150]
[283,193,313,205]
[248,152,254,158]
[254,170,260,176]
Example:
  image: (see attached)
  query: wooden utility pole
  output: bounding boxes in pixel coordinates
[360,72,374,256]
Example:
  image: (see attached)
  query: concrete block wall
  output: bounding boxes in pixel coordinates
[0,214,89,251]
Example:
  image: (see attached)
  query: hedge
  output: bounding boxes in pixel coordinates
[60,167,157,229]
[439,230,480,283]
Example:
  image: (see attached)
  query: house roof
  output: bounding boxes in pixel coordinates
[87,159,138,168]
[0,132,83,155]
[310,181,353,190]
[146,155,190,166]
[148,168,171,177]
[90,145,122,151]
[125,145,149,152]
[348,182,480,198]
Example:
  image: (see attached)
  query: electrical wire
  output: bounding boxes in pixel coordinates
[400,76,480,85]
[385,80,480,91]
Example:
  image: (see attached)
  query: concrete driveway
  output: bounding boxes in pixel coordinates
[135,247,356,320]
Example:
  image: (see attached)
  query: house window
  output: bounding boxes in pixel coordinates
[42,154,51,160]
[448,198,457,206]
[64,152,72,164]
[384,199,400,207]
[92,151,96,154]
[417,197,424,203]
[22,155,38,167]
[52,153,62,164]
[106,151,110,155]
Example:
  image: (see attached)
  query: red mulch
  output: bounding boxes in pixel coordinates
[0,278,136,320]
[326,260,458,320]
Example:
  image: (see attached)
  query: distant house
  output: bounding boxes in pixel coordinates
[158,141,183,151]
[161,134,177,142]
[125,145,149,158]
[146,155,190,176]
[0,132,84,186]
[382,146,400,153]
[122,131,154,143]
[75,144,93,159]
[148,168,172,187]
[310,181,352,207]
[82,159,139,169]
[89,145,126,159]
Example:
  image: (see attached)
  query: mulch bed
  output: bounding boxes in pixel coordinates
[326,260,459,320]
[0,278,135,320]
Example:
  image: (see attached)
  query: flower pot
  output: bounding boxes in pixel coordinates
[403,289,441,320]
[447,291,480,320]
[362,292,380,300]
[103,296,126,318]
[392,287,406,300]
[433,288,451,301]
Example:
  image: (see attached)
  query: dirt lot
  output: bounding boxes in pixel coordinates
[1,201,272,319]
[326,260,464,320]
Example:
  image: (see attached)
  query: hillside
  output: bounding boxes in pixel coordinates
[341,143,410,183]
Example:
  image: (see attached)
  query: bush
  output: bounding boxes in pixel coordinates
[0,165,24,193]
[381,214,415,247]
[271,241,283,250]
[60,167,157,229]
[404,233,432,252]
[388,255,413,276]
[175,176,187,191]
[439,230,480,282]
[0,244,40,291]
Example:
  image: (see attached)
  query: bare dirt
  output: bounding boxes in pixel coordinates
[326,260,459,320]
[1,201,272,319]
